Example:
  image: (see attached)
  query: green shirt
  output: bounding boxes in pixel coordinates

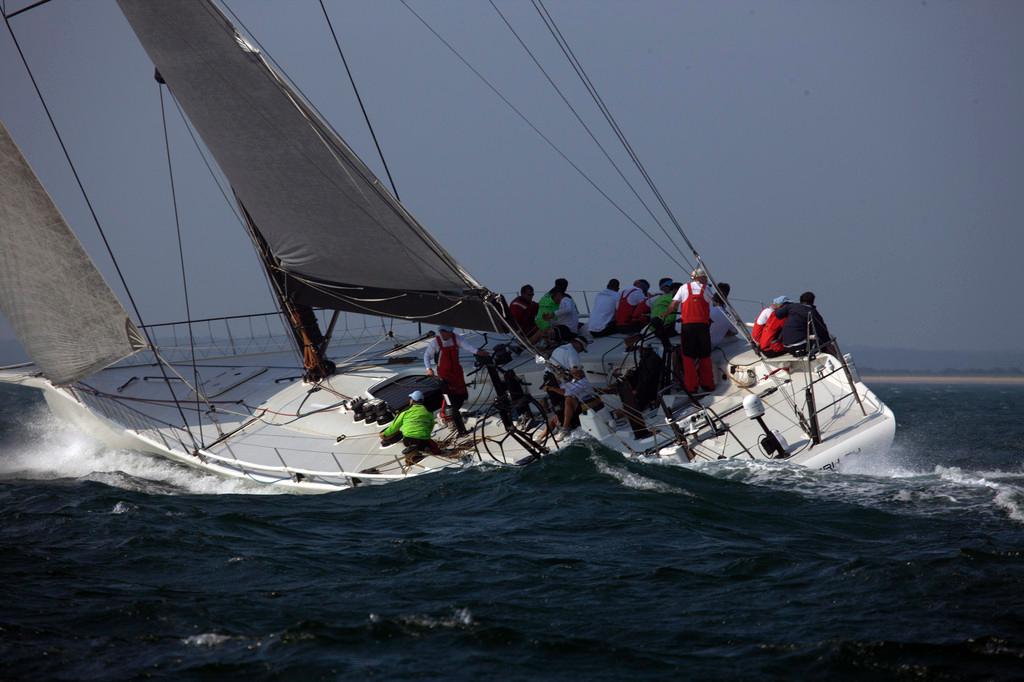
[382,403,436,440]
[535,292,557,331]
[650,293,674,323]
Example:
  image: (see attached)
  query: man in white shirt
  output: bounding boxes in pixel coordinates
[668,269,716,393]
[549,336,585,375]
[544,336,598,433]
[549,289,580,342]
[424,325,489,435]
[587,278,620,337]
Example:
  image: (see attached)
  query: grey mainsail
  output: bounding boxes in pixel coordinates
[0,122,145,385]
[118,0,503,331]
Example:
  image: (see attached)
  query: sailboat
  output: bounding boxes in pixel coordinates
[0,1,895,492]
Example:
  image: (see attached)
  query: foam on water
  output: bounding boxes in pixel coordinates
[110,500,136,514]
[589,450,691,495]
[0,404,275,495]
[369,607,476,630]
[182,633,234,647]
[661,441,1024,527]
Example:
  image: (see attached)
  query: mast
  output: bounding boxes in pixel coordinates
[238,202,334,381]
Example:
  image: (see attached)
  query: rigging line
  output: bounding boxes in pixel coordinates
[168,95,247,230]
[531,2,780,388]
[397,0,688,273]
[2,0,52,21]
[488,0,691,268]
[533,0,698,258]
[317,0,401,201]
[159,84,205,444]
[2,13,200,451]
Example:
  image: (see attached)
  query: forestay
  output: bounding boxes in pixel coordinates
[0,122,144,385]
[118,0,503,331]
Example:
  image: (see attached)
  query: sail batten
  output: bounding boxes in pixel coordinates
[118,0,501,330]
[0,122,144,385]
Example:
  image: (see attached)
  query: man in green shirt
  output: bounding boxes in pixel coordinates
[533,277,568,334]
[380,390,442,455]
[649,279,680,327]
[648,279,680,360]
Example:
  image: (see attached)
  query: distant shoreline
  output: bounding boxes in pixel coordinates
[861,374,1024,385]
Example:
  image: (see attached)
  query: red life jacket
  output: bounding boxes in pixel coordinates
[679,282,710,324]
[614,286,644,326]
[509,295,537,333]
[758,313,786,352]
[435,334,467,396]
[752,306,773,344]
[630,298,651,324]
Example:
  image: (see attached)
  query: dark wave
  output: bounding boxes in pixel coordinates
[1,383,1023,679]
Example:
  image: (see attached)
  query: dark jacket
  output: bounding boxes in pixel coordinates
[775,303,832,350]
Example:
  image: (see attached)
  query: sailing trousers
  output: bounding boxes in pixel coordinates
[445,388,469,435]
[380,431,442,454]
[680,323,714,393]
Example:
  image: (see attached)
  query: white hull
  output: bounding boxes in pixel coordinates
[1,327,896,493]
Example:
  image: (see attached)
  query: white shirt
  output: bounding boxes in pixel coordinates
[549,343,582,372]
[754,306,773,326]
[423,333,481,371]
[709,305,736,347]
[588,288,618,333]
[672,281,714,304]
[554,296,580,330]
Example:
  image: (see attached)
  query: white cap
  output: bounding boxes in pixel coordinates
[409,390,425,402]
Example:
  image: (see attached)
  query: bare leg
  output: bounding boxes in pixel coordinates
[563,396,578,430]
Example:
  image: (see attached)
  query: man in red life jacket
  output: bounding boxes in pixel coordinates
[509,284,539,338]
[424,325,489,435]
[667,268,715,393]
[614,279,651,333]
[752,296,789,355]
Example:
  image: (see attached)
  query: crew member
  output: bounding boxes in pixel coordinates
[549,289,581,341]
[380,390,442,459]
[775,291,834,356]
[544,335,600,434]
[758,299,789,356]
[424,325,489,435]
[648,279,678,334]
[614,279,651,333]
[668,268,715,394]
[588,278,620,337]
[534,278,569,335]
[752,296,789,345]
[509,284,539,337]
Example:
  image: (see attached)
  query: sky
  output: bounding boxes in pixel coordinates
[1,0,1022,357]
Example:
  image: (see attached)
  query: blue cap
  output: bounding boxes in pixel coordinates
[772,295,790,306]
[438,325,454,332]
[409,390,425,402]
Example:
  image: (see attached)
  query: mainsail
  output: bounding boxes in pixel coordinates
[118,0,504,331]
[0,122,145,385]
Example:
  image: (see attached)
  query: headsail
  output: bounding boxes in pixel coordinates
[118,0,504,331]
[0,122,145,385]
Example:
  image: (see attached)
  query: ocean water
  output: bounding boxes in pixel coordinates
[1,382,1022,680]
